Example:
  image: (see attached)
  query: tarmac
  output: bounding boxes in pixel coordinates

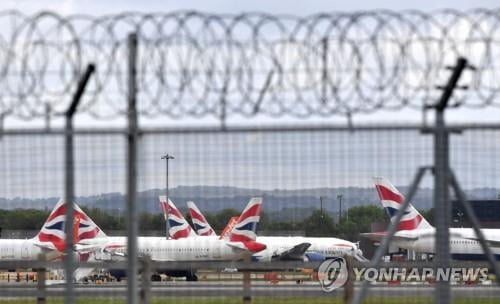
[0,281,499,299]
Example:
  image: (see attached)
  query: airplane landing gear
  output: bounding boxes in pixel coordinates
[186,274,198,281]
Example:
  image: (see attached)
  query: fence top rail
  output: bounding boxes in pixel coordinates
[0,259,491,270]
[1,123,500,135]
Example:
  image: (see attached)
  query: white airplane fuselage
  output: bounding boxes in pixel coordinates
[0,239,44,261]
[85,236,256,262]
[393,228,500,260]
[0,236,357,262]
[254,236,359,261]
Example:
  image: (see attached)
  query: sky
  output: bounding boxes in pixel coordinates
[1,129,500,199]
[1,1,500,128]
[3,0,499,16]
[1,1,499,200]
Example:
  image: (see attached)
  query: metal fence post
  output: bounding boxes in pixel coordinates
[0,113,4,140]
[64,63,95,304]
[140,256,151,304]
[37,254,46,304]
[432,57,467,304]
[343,255,354,304]
[220,77,229,130]
[321,37,328,104]
[45,103,51,131]
[242,256,252,304]
[434,104,451,304]
[126,32,139,304]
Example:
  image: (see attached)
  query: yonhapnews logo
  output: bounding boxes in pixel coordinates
[317,259,489,292]
[353,267,488,283]
[317,257,348,292]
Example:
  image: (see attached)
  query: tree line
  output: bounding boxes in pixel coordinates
[0,206,434,242]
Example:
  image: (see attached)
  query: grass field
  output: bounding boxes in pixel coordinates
[0,298,499,304]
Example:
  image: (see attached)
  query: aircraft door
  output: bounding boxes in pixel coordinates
[212,244,222,259]
[21,242,29,259]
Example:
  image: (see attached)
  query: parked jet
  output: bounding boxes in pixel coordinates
[186,200,216,236]
[76,197,267,281]
[159,196,198,239]
[0,199,107,282]
[0,199,105,262]
[160,197,244,240]
[183,200,365,262]
[362,176,500,260]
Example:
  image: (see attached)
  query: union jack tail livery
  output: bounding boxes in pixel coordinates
[159,196,197,239]
[228,197,262,242]
[220,216,239,240]
[187,201,216,236]
[373,177,432,231]
[36,199,107,252]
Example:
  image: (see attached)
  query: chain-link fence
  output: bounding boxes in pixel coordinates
[1,9,500,304]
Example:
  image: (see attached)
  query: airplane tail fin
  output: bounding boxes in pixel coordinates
[187,201,216,236]
[228,197,262,242]
[159,196,197,239]
[220,216,239,240]
[373,177,432,231]
[36,199,107,251]
[73,214,81,244]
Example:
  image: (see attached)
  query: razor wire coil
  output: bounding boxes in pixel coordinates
[1,9,500,120]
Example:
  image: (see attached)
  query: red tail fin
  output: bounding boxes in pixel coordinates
[220,216,239,240]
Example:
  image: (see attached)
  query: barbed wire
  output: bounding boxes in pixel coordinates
[0,9,500,120]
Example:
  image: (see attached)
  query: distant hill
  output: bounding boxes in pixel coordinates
[0,185,498,219]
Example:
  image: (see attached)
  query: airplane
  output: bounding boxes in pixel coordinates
[0,199,107,281]
[76,197,267,281]
[186,200,216,236]
[160,197,243,240]
[159,196,199,239]
[182,200,366,262]
[0,199,105,262]
[362,176,500,260]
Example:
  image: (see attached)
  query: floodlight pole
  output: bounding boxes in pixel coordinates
[319,196,324,219]
[161,154,174,238]
[337,194,343,224]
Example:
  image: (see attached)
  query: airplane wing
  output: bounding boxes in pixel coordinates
[271,243,311,261]
[74,242,126,257]
[226,241,266,253]
[74,243,102,254]
[104,244,127,257]
[360,232,418,242]
[226,241,251,251]
[32,241,59,251]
